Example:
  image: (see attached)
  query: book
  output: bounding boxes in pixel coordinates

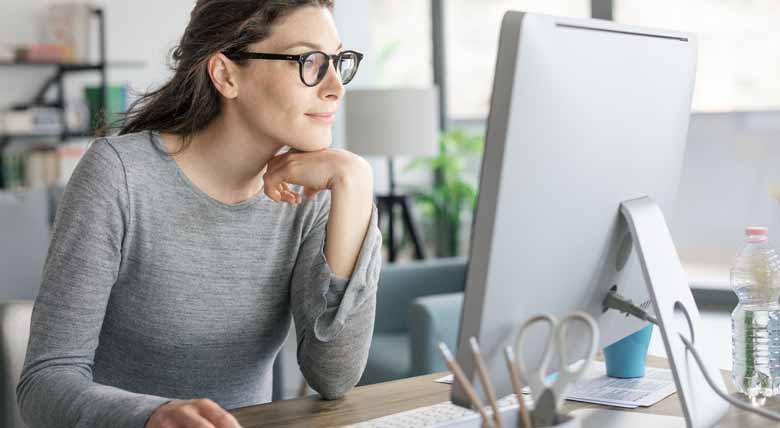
[22,43,70,63]
[0,108,64,135]
[25,148,60,189]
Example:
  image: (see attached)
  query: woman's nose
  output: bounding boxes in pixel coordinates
[319,60,345,99]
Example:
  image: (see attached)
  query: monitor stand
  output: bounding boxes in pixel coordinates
[620,196,729,428]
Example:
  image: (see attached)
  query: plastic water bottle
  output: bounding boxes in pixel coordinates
[731,226,780,398]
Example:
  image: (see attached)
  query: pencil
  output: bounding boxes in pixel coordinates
[504,346,533,428]
[470,337,502,428]
[437,342,495,428]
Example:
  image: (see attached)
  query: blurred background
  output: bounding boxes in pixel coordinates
[1,0,779,405]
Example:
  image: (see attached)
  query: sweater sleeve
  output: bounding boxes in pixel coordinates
[16,139,171,428]
[290,191,382,400]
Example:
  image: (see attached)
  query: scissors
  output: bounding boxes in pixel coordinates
[514,311,599,427]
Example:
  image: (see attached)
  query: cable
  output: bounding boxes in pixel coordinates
[602,289,659,326]
[603,292,780,422]
[679,333,780,422]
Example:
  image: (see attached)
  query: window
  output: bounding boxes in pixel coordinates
[614,0,780,112]
[445,0,590,121]
[368,0,433,87]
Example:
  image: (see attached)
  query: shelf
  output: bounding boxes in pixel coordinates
[0,131,96,141]
[0,61,144,71]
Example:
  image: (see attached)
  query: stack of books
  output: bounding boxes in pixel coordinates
[0,108,65,136]
[1,141,87,190]
[14,44,71,63]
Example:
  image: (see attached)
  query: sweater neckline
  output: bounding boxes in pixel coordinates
[149,131,267,211]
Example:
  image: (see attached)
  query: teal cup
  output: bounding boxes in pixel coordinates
[603,324,653,378]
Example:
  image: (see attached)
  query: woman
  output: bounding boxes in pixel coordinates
[16,1,381,427]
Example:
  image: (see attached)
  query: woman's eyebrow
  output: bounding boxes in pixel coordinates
[282,41,343,51]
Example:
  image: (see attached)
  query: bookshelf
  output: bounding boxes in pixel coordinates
[0,7,143,190]
[1,8,107,145]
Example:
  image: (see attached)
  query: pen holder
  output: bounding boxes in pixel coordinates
[487,406,581,428]
[524,413,580,428]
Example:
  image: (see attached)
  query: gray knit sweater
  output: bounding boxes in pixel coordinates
[16,131,382,428]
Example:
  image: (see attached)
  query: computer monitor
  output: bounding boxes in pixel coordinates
[451,11,718,422]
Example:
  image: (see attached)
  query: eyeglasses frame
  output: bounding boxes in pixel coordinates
[222,50,364,87]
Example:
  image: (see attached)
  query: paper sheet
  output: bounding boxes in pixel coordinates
[565,361,676,408]
[435,374,454,384]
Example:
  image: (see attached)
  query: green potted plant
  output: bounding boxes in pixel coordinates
[405,128,484,257]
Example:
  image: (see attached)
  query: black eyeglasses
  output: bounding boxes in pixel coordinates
[223,50,364,87]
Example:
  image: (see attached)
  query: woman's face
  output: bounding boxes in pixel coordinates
[233,6,346,152]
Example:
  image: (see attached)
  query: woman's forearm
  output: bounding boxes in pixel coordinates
[325,162,374,278]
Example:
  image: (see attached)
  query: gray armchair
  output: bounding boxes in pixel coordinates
[0,300,33,428]
[359,257,467,385]
[0,190,49,301]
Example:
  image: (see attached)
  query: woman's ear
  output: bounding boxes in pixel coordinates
[207,53,240,99]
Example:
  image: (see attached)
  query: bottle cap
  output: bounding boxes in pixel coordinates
[746,226,768,242]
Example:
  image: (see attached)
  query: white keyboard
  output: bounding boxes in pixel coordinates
[343,395,524,428]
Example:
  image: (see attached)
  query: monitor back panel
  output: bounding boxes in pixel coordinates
[453,12,697,404]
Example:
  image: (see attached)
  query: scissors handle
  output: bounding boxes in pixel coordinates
[514,311,600,405]
[514,313,558,400]
[551,311,599,405]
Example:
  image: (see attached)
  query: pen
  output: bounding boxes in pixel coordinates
[470,337,502,428]
[504,346,533,428]
[437,342,495,428]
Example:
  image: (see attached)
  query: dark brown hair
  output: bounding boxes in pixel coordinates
[118,0,334,152]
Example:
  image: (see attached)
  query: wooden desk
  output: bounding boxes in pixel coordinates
[230,356,780,427]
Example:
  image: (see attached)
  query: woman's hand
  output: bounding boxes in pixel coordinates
[264,147,374,277]
[262,148,372,204]
[146,399,242,428]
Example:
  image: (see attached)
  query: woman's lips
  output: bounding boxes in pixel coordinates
[305,112,336,124]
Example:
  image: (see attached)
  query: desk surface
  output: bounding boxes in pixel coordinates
[230,356,780,428]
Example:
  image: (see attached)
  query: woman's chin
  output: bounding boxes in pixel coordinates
[292,139,331,152]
